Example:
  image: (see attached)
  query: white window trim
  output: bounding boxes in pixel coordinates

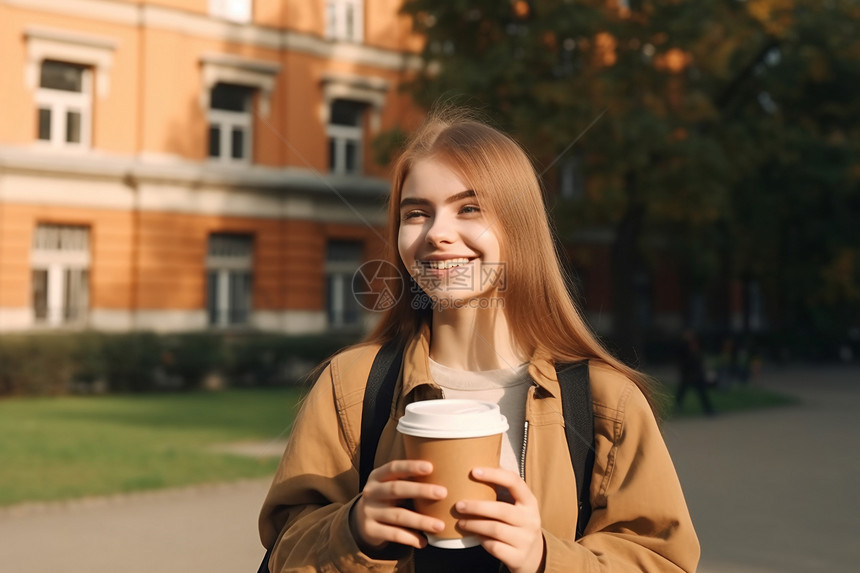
[31,227,91,327]
[207,268,253,327]
[320,72,388,132]
[209,0,253,24]
[208,105,253,165]
[199,54,281,118]
[325,0,364,43]
[325,253,362,328]
[206,237,253,327]
[35,66,93,149]
[206,255,253,271]
[327,123,363,175]
[25,27,117,99]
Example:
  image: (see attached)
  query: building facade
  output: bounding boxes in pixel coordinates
[0,0,423,333]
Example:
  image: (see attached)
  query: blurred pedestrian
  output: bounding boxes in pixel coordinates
[676,329,716,415]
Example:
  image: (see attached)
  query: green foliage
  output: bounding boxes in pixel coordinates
[371,125,409,167]
[399,0,860,345]
[161,333,223,390]
[0,331,362,397]
[0,335,78,395]
[101,332,162,393]
[223,332,359,387]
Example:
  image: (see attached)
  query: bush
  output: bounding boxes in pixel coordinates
[100,332,162,392]
[0,330,364,396]
[223,332,360,387]
[161,333,223,390]
[0,334,79,395]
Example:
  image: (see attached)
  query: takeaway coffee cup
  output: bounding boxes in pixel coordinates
[397,399,508,549]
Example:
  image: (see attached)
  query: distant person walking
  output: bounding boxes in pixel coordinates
[676,329,716,415]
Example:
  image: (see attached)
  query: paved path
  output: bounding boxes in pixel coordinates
[1,365,858,572]
[662,364,860,573]
[0,479,271,573]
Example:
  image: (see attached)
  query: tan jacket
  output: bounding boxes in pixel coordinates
[259,329,700,572]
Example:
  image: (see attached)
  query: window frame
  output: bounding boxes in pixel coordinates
[207,84,254,165]
[325,0,364,43]
[199,55,281,163]
[34,61,93,149]
[319,73,388,172]
[206,233,254,328]
[325,241,364,329]
[25,28,117,151]
[30,224,91,327]
[327,118,363,175]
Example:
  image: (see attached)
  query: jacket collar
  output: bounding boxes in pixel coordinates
[400,324,435,397]
[400,324,561,399]
[527,346,561,398]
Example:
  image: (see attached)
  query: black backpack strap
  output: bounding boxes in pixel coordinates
[556,361,595,540]
[359,340,405,490]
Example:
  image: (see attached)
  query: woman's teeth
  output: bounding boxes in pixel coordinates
[422,258,471,270]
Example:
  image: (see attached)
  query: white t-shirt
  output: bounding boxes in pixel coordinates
[428,358,532,475]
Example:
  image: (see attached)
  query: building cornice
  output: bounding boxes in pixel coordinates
[0,146,390,198]
[2,0,423,72]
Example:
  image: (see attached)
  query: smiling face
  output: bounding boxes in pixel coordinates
[397,157,503,308]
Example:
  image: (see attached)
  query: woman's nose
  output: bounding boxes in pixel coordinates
[424,214,455,245]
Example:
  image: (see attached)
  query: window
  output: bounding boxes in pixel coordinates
[35,60,92,148]
[326,241,363,328]
[208,83,254,164]
[206,233,253,326]
[31,224,90,325]
[325,0,363,42]
[319,74,387,164]
[25,28,116,149]
[210,0,252,23]
[560,155,585,200]
[328,99,365,175]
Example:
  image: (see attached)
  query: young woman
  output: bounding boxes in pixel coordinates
[259,111,700,572]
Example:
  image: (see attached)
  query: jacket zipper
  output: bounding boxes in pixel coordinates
[519,420,529,481]
[519,381,539,481]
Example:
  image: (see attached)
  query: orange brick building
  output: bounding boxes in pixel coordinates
[0,0,422,333]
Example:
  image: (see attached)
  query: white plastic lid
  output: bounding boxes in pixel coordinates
[396,399,508,438]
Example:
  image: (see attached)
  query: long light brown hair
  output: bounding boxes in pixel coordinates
[366,108,657,413]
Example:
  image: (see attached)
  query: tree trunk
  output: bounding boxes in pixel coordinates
[610,172,646,366]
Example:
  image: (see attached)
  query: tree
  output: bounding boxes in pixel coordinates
[726,1,860,353]
[395,0,860,362]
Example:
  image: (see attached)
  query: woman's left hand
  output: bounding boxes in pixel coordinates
[455,467,545,573]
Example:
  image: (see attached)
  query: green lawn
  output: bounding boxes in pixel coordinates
[656,381,800,418]
[1,379,799,506]
[0,388,306,506]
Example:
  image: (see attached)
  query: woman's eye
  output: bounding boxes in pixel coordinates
[403,210,428,220]
[460,204,481,214]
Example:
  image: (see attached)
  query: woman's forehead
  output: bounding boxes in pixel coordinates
[401,157,470,196]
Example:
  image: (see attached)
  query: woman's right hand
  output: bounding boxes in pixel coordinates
[349,460,447,552]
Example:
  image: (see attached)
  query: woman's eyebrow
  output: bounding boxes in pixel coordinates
[399,190,476,208]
